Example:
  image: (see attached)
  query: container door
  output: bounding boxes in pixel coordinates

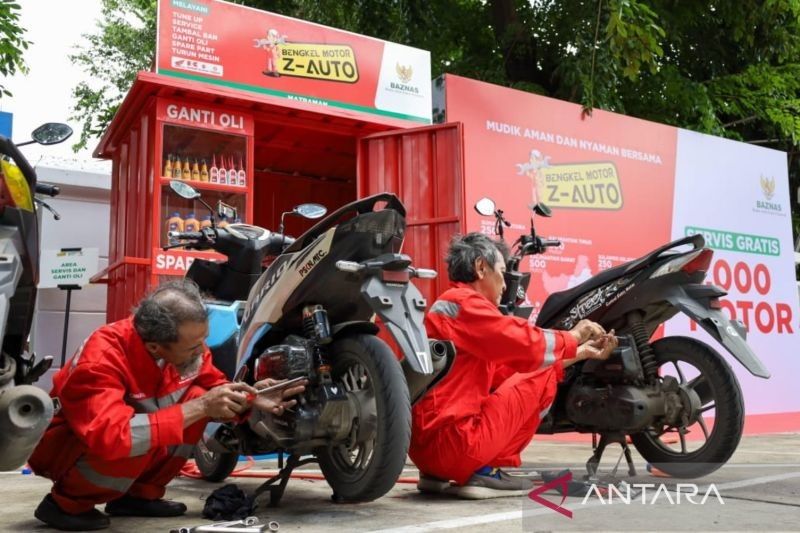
[357,123,464,305]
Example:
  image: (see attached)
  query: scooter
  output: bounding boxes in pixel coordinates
[474,197,769,478]
[0,123,73,471]
[166,181,454,503]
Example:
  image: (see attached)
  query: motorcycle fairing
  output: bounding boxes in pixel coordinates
[238,230,335,365]
[537,235,704,327]
[361,275,432,374]
[206,301,241,348]
[663,284,770,379]
[0,225,24,349]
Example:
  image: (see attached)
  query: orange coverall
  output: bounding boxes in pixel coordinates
[28,318,228,514]
[409,283,578,484]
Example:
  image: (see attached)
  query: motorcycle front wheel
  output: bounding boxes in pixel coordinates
[316,334,411,502]
[193,438,238,482]
[630,336,744,478]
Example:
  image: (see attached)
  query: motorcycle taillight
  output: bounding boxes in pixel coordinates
[382,269,410,283]
[682,248,714,275]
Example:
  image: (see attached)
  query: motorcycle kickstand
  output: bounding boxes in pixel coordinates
[252,454,318,507]
[586,432,637,480]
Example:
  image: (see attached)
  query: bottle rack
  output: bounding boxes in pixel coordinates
[152,97,254,277]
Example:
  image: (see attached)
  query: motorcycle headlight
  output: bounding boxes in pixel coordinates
[0,159,33,211]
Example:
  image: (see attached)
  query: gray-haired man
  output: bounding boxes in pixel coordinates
[410,233,617,498]
[29,280,305,531]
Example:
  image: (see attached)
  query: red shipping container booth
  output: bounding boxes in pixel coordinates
[92,0,465,321]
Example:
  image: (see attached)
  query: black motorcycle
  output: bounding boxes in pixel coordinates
[474,197,769,478]
[0,123,72,470]
[167,181,454,504]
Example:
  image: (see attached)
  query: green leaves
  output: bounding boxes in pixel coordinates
[0,0,30,97]
[605,0,665,81]
[69,0,156,150]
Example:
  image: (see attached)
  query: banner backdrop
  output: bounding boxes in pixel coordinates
[156,0,431,124]
[666,130,799,414]
[442,74,800,416]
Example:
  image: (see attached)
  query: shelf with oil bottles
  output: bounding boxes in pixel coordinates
[163,210,243,247]
[163,153,247,189]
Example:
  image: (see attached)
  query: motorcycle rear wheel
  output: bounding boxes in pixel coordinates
[316,334,411,502]
[630,336,744,478]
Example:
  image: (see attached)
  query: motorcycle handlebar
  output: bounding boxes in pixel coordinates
[0,135,37,187]
[35,183,60,197]
[541,239,561,247]
[266,233,295,254]
[168,231,204,240]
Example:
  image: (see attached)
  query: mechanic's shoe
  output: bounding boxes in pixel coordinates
[452,468,535,499]
[417,473,453,494]
[34,494,110,531]
[105,495,187,517]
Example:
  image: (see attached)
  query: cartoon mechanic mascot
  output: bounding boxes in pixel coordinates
[515,149,551,206]
[254,28,287,77]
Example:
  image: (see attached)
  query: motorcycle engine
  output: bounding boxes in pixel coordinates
[254,334,315,381]
[565,383,667,432]
[566,336,695,432]
[248,335,355,450]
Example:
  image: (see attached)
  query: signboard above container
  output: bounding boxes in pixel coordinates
[156,0,432,124]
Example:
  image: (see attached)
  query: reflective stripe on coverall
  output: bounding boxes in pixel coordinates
[409,283,578,485]
[28,317,228,514]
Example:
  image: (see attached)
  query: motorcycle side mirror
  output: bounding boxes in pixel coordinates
[31,123,73,145]
[293,203,327,219]
[170,179,201,200]
[171,180,216,226]
[532,203,552,218]
[474,197,496,216]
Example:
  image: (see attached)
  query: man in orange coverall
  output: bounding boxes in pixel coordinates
[410,233,617,499]
[29,280,305,531]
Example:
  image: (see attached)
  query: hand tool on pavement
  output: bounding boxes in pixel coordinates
[170,516,279,533]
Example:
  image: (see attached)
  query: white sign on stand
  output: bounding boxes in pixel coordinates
[39,248,99,289]
[38,248,100,366]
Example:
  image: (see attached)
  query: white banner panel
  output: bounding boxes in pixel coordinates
[666,129,800,414]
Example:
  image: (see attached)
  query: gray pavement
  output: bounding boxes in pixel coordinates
[1,433,798,532]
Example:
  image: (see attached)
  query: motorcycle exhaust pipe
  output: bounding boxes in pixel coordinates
[403,339,457,405]
[429,339,449,360]
[0,385,55,471]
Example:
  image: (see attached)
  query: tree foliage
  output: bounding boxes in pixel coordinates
[0,1,30,97]
[72,0,800,245]
[70,0,156,151]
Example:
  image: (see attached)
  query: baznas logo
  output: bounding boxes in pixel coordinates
[390,62,420,94]
[396,63,413,83]
[760,175,776,200]
[755,175,782,213]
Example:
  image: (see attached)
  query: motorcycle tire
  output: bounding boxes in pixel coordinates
[193,438,238,482]
[317,334,411,502]
[630,336,744,478]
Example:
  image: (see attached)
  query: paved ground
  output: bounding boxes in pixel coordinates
[2,433,798,532]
